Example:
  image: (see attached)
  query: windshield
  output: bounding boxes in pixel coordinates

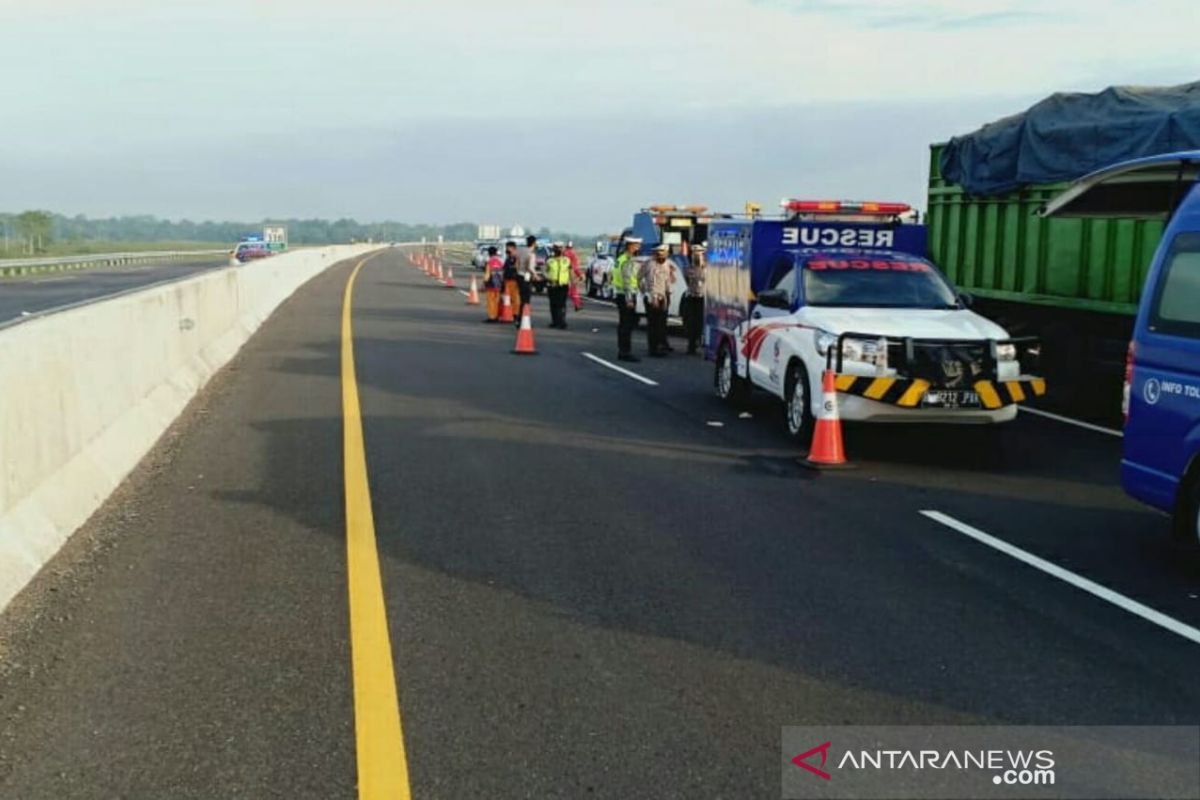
[801,256,960,309]
[1151,232,1200,338]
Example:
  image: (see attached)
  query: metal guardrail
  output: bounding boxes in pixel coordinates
[0,249,229,277]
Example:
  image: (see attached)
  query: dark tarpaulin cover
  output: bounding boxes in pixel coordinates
[940,82,1200,195]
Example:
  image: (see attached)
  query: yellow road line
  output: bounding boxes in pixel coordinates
[341,253,412,800]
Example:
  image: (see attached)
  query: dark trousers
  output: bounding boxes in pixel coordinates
[616,293,637,356]
[548,284,568,327]
[681,294,704,351]
[645,300,668,354]
[517,279,533,321]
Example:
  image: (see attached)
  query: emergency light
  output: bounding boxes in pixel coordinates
[782,200,911,216]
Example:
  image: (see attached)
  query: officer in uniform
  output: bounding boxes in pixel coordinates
[544,242,572,329]
[613,237,642,362]
[642,243,673,357]
[681,242,706,353]
[518,234,541,323]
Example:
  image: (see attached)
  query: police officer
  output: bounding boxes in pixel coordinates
[681,242,706,354]
[518,234,539,322]
[545,242,572,329]
[613,237,642,362]
[642,243,673,357]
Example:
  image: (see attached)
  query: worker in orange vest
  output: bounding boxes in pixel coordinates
[565,241,584,311]
[483,245,503,322]
[502,240,521,325]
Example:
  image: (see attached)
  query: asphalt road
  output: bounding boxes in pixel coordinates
[0,254,230,325]
[1,247,1198,798]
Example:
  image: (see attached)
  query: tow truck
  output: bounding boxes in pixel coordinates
[704,200,1045,440]
[616,205,725,319]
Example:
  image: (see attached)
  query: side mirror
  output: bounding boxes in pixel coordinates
[957,291,975,309]
[757,288,790,309]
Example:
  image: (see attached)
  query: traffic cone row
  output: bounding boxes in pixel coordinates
[402,247,848,463]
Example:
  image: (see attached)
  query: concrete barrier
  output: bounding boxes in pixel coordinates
[0,244,384,612]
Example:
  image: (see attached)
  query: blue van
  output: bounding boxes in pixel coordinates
[1045,152,1200,545]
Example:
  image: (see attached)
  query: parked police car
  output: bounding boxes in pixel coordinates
[704,201,1045,439]
[586,240,615,298]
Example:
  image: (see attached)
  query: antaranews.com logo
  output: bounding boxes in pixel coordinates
[780,726,1199,800]
[791,740,1055,786]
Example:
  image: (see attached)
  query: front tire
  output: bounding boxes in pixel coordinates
[783,362,813,440]
[715,341,748,405]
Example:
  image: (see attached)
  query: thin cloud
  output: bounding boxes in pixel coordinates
[752,0,1052,29]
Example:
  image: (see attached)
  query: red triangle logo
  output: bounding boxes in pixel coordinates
[791,741,832,781]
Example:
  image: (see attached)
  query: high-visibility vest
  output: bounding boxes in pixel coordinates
[623,255,640,294]
[546,256,571,285]
[612,253,628,292]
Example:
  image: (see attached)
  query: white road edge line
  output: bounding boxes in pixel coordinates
[1019,406,1123,438]
[581,352,659,386]
[920,510,1200,646]
[457,289,469,297]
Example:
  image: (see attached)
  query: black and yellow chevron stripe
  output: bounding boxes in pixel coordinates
[833,375,1047,409]
[974,377,1048,409]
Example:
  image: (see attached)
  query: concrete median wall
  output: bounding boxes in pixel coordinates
[0,244,383,612]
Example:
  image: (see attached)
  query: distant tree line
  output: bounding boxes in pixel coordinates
[0,211,602,255]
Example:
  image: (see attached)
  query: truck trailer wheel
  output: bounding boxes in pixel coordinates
[1175,468,1200,550]
[783,362,813,440]
[715,341,748,405]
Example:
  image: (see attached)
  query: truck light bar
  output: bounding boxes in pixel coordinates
[647,204,708,214]
[783,200,911,215]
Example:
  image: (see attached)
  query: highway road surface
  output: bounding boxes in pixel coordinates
[1,247,1198,798]
[0,253,230,325]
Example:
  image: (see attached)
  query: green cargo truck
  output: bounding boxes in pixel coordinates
[927,143,1165,418]
[925,84,1199,420]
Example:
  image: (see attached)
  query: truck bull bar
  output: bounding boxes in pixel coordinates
[826,332,1046,410]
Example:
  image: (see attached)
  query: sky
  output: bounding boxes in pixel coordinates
[0,0,1196,232]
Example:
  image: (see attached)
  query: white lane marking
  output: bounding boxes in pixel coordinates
[458,289,469,297]
[581,352,659,386]
[1020,406,1123,438]
[921,510,1200,646]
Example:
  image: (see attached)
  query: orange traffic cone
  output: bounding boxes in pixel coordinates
[512,304,537,355]
[802,370,852,469]
[445,268,456,288]
[465,275,480,304]
[498,291,514,323]
[436,260,445,282]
